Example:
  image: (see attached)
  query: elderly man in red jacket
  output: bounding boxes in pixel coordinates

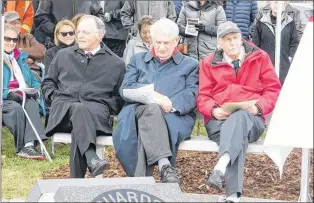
[197,21,281,203]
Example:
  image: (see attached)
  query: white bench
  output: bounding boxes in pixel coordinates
[51,133,265,157]
[51,112,267,177]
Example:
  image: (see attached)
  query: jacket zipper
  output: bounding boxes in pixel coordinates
[197,10,201,61]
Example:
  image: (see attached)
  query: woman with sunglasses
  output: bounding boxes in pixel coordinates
[2,24,47,160]
[43,20,76,72]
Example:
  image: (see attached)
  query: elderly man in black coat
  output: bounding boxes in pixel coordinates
[42,15,125,178]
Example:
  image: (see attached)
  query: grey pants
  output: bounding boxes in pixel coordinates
[205,110,265,196]
[55,103,108,178]
[2,100,46,153]
[134,104,172,177]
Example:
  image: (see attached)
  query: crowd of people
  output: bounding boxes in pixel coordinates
[2,1,308,202]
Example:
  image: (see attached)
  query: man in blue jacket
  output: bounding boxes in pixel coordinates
[225,0,258,40]
[113,18,199,183]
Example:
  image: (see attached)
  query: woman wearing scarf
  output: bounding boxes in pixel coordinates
[2,24,46,160]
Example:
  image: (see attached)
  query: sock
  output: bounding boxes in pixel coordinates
[226,193,240,202]
[158,158,170,172]
[85,144,98,165]
[25,141,34,148]
[214,152,231,175]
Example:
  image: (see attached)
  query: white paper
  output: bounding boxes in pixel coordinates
[185,18,199,36]
[263,20,313,177]
[123,84,154,104]
[221,100,257,113]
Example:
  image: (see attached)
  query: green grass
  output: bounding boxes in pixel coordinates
[1,127,70,199]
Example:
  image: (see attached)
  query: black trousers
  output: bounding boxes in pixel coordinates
[102,38,126,57]
[55,102,109,178]
[2,100,46,153]
[134,104,172,176]
[205,110,265,196]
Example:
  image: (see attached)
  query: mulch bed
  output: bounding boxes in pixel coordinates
[42,149,313,201]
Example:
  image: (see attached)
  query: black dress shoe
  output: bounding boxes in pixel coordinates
[206,170,224,190]
[88,157,110,177]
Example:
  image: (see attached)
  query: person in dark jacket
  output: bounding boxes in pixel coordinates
[102,0,128,57]
[43,20,76,72]
[225,0,258,40]
[253,2,303,40]
[177,0,226,60]
[173,0,183,19]
[33,0,104,47]
[42,15,125,178]
[252,1,299,85]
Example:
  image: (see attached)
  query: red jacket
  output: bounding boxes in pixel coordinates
[197,41,282,123]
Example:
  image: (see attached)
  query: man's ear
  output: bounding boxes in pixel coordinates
[174,36,180,45]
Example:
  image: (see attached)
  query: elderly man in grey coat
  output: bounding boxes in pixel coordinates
[42,15,125,178]
[120,1,177,36]
[113,18,199,183]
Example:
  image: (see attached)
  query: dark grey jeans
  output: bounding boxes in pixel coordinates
[205,110,265,196]
[2,100,46,153]
[134,104,172,176]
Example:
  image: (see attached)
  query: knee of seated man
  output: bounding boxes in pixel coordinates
[145,103,163,114]
[232,109,250,118]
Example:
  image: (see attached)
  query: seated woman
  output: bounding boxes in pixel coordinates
[43,20,76,72]
[2,24,47,160]
[114,18,199,183]
[123,15,155,65]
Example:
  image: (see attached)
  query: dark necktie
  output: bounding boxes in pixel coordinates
[86,52,93,64]
[231,59,240,74]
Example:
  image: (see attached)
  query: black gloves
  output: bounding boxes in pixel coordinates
[27,92,40,100]
[7,92,22,104]
[104,10,121,22]
[195,23,205,32]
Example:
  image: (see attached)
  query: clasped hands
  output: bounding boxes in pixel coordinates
[212,105,259,120]
[153,91,172,113]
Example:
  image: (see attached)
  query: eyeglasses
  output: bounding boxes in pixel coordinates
[59,31,75,37]
[4,36,18,43]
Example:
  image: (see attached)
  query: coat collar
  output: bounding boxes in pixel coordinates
[144,49,184,65]
[73,42,113,56]
[211,40,259,66]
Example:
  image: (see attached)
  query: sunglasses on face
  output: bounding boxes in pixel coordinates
[4,36,18,43]
[59,31,75,37]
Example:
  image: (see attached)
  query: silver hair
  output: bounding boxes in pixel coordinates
[79,15,105,33]
[4,23,19,35]
[150,18,179,40]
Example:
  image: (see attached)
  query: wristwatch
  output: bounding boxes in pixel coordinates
[255,104,262,116]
